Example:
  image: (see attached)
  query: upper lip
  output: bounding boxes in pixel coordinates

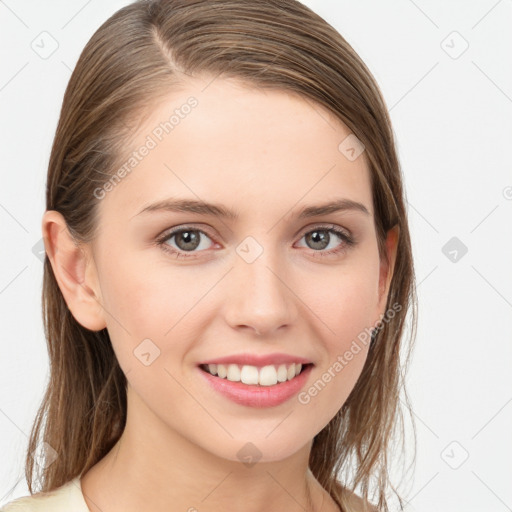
[199,353,313,367]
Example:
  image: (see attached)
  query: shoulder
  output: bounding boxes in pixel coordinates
[0,478,88,512]
[338,487,379,512]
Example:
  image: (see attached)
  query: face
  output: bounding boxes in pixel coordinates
[82,77,395,463]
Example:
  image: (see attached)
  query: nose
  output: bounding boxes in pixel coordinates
[223,247,297,337]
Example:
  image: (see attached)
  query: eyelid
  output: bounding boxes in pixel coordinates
[156,222,215,239]
[297,222,352,239]
[157,223,352,241]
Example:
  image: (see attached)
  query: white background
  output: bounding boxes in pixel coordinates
[1,1,511,511]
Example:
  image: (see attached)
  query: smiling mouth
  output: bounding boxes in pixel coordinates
[199,362,312,387]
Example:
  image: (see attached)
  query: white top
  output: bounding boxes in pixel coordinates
[0,477,420,512]
[0,477,89,512]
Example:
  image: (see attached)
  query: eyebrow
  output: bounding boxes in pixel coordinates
[136,197,370,220]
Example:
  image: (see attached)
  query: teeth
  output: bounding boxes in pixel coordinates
[240,365,259,385]
[205,362,305,386]
[259,365,277,386]
[217,364,227,379]
[227,364,241,382]
[277,364,288,382]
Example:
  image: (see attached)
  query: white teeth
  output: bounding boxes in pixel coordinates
[204,362,305,385]
[277,364,288,382]
[240,365,259,385]
[259,365,278,386]
[227,364,241,382]
[217,364,227,379]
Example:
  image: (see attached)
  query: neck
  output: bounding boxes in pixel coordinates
[80,387,332,512]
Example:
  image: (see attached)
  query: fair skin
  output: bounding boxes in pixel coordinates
[43,77,395,512]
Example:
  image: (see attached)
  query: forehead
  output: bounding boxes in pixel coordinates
[97,77,373,222]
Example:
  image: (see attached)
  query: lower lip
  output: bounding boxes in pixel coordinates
[197,364,313,408]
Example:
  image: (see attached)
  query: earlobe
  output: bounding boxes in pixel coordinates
[378,224,400,310]
[42,210,107,332]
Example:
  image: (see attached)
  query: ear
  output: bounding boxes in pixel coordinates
[42,210,107,331]
[377,224,400,313]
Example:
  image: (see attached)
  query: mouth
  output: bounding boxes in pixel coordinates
[199,362,313,387]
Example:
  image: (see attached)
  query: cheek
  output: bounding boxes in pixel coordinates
[330,272,379,343]
[310,247,381,348]
[96,249,215,370]
[296,249,380,416]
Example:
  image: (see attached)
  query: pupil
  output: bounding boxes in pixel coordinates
[308,230,329,250]
[177,231,200,251]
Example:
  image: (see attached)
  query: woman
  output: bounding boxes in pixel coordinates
[1,0,417,511]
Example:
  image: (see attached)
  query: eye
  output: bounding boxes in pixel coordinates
[156,227,215,259]
[296,225,354,258]
[156,224,354,260]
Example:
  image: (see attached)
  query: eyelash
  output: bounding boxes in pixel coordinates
[155,224,355,260]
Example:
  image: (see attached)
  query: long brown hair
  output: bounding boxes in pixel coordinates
[24,1,417,510]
